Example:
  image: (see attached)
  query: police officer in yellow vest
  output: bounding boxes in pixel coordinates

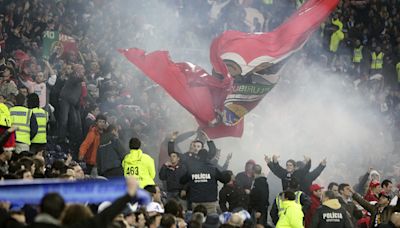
[270,180,311,225]
[9,94,38,154]
[27,93,48,153]
[122,137,155,188]
[370,46,384,75]
[352,39,365,76]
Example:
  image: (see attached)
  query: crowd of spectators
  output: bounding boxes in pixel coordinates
[1,0,400,227]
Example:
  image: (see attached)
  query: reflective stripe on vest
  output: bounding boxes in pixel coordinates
[31,108,48,144]
[276,191,303,217]
[10,106,32,145]
[353,46,363,63]
[371,52,384,69]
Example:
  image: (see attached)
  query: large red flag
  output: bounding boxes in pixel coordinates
[119,0,338,138]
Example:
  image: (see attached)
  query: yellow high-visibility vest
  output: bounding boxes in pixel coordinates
[276,191,303,217]
[9,106,32,145]
[396,62,400,82]
[353,46,363,63]
[371,52,384,69]
[31,107,48,144]
[263,0,273,5]
[122,149,156,188]
[0,103,11,127]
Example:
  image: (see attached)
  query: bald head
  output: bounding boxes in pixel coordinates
[391,212,400,227]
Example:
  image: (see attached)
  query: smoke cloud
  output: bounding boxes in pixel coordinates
[87,0,398,188]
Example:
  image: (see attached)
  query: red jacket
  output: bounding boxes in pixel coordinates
[305,194,321,228]
[364,192,379,202]
[79,126,101,165]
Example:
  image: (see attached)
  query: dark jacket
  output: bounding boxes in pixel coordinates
[338,196,363,225]
[96,133,127,176]
[159,162,187,192]
[305,194,322,228]
[268,160,311,191]
[0,208,25,228]
[28,194,132,228]
[235,171,254,191]
[301,163,326,195]
[310,199,353,228]
[352,192,400,228]
[249,176,269,213]
[59,75,83,106]
[219,182,249,212]
[180,159,229,203]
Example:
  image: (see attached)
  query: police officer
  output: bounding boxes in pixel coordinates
[352,39,365,76]
[9,94,37,154]
[270,181,311,225]
[27,93,48,154]
[370,46,384,75]
[122,137,156,188]
[310,190,352,228]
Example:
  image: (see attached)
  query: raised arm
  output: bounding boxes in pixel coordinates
[350,188,375,213]
[307,159,326,182]
[265,155,287,179]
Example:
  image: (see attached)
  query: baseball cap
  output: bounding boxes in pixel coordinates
[310,184,324,192]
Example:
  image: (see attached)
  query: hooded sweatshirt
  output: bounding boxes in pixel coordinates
[310,199,352,228]
[122,149,155,188]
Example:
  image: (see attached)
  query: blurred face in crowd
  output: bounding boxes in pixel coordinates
[19,87,28,97]
[177,217,187,228]
[65,65,73,75]
[245,163,254,174]
[383,182,393,194]
[2,68,11,79]
[36,72,45,83]
[135,213,146,228]
[371,173,380,181]
[23,171,33,180]
[73,64,85,77]
[91,107,100,116]
[340,186,352,198]
[96,119,107,130]
[73,165,84,179]
[286,161,295,173]
[153,186,162,203]
[125,213,136,226]
[169,153,179,165]
[378,195,390,207]
[190,141,203,154]
[373,185,382,195]
[330,185,339,196]
[313,189,323,199]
